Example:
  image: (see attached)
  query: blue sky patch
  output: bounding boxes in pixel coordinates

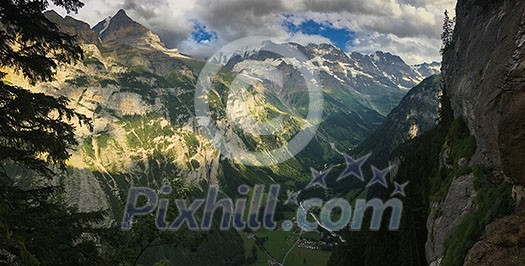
[283,16,355,50]
[191,20,217,44]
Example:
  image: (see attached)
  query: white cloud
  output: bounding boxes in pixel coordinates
[285,33,333,46]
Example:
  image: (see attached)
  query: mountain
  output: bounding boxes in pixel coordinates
[366,51,426,89]
[413,62,441,78]
[10,9,445,265]
[330,0,525,265]
[92,9,143,38]
[219,41,443,161]
[355,75,442,164]
[92,9,180,56]
[92,9,149,42]
[223,41,436,117]
[37,3,525,266]
[224,41,436,90]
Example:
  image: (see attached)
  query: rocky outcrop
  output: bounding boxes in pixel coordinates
[426,174,477,263]
[442,0,525,184]
[463,203,525,266]
[429,0,525,264]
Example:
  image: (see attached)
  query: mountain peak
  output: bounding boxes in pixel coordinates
[92,9,138,37]
[90,9,181,57]
[373,51,402,61]
[115,9,127,16]
[92,9,149,41]
[112,9,133,23]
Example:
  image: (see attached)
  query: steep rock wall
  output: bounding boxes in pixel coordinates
[443,0,525,184]
[432,0,525,264]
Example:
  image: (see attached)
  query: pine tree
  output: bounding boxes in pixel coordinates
[441,9,455,54]
[0,1,107,265]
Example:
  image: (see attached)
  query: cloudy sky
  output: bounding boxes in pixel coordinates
[51,0,456,64]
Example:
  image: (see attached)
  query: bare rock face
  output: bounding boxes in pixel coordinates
[433,0,525,264]
[442,0,525,184]
[426,174,477,264]
[464,204,525,266]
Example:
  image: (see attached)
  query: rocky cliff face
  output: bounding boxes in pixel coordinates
[428,0,525,264]
[443,0,525,184]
